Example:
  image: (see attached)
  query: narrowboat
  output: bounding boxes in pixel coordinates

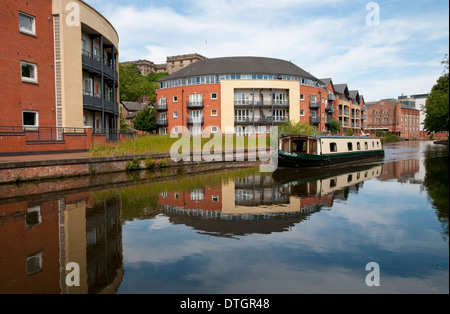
[278,135,384,168]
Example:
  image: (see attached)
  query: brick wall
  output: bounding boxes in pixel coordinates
[0,0,56,127]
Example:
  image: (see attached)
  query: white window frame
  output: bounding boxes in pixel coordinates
[211,109,218,117]
[211,93,218,100]
[173,111,178,118]
[19,12,35,36]
[211,126,218,133]
[83,77,93,96]
[22,110,39,128]
[21,61,38,83]
[173,96,178,103]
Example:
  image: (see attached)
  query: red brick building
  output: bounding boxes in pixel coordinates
[156,57,364,136]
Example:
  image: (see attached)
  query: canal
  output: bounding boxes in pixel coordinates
[0,141,448,294]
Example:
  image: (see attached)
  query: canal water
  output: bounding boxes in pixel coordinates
[0,141,448,294]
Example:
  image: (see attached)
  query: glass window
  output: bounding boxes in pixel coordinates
[19,12,35,35]
[347,142,353,151]
[21,61,37,82]
[329,142,337,152]
[23,111,38,127]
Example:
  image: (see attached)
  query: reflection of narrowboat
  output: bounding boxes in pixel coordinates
[278,135,384,168]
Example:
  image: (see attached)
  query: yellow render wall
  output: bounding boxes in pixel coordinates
[220,80,301,130]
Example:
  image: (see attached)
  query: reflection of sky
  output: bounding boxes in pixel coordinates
[118,175,448,294]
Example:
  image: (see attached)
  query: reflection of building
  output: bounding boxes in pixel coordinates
[0,193,123,294]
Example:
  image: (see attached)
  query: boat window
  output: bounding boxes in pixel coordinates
[372,141,375,148]
[282,139,290,151]
[377,141,380,147]
[309,140,317,155]
[357,142,361,150]
[365,142,368,150]
[329,142,337,152]
[347,142,353,151]
[292,140,307,153]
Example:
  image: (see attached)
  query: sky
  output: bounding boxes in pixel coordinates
[84,0,449,101]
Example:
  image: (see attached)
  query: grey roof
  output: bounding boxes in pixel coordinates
[159,56,320,82]
[349,90,360,100]
[121,101,150,112]
[334,84,348,95]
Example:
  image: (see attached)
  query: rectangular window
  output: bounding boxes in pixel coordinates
[211,126,218,133]
[300,94,305,101]
[23,111,38,127]
[300,110,305,116]
[19,12,35,35]
[21,61,37,83]
[173,111,178,118]
[211,109,218,117]
[173,96,178,102]
[189,94,202,106]
[83,78,93,95]
[211,93,218,100]
[329,142,337,152]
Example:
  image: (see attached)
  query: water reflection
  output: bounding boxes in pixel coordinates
[0,141,448,293]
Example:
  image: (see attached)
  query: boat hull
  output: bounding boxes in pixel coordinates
[277,149,385,168]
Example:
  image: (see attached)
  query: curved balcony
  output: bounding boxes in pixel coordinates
[82,50,118,84]
[83,92,117,114]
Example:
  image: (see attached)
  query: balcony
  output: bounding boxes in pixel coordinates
[156,119,168,126]
[310,117,321,124]
[186,101,204,109]
[235,100,289,108]
[156,104,168,111]
[325,105,335,113]
[325,117,332,124]
[186,117,204,124]
[328,94,336,101]
[309,101,320,109]
[82,50,118,83]
[234,117,289,124]
[83,92,117,114]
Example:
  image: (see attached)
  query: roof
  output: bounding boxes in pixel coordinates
[159,56,320,82]
[334,84,349,95]
[121,101,150,112]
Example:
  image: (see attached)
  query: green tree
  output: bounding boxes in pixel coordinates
[279,121,317,136]
[329,119,341,134]
[133,106,156,132]
[423,55,449,133]
[119,63,153,101]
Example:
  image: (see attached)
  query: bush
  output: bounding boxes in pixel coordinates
[126,157,141,171]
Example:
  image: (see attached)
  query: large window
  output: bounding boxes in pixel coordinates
[19,12,35,35]
[235,93,250,105]
[21,61,37,83]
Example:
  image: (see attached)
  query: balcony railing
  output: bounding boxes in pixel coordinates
[81,50,118,82]
[328,94,336,101]
[156,104,168,111]
[186,101,204,109]
[234,117,289,124]
[309,101,320,109]
[187,117,204,124]
[156,119,168,126]
[234,100,290,107]
[325,105,335,113]
[310,117,321,124]
[83,93,117,113]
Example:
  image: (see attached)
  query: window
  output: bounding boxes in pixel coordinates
[300,110,305,116]
[357,142,361,150]
[173,96,178,102]
[83,78,93,95]
[21,61,37,83]
[329,142,337,152]
[173,111,178,118]
[211,109,218,116]
[300,94,305,101]
[211,93,218,100]
[211,126,218,133]
[310,95,317,102]
[19,12,35,35]
[26,251,42,275]
[347,142,353,151]
[383,117,388,122]
[23,111,38,127]
[189,93,202,106]
[212,195,219,202]
[365,142,368,150]
[235,93,250,105]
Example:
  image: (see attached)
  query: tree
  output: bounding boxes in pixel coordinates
[119,63,153,102]
[133,106,156,132]
[329,119,341,134]
[423,55,449,133]
[279,121,317,136]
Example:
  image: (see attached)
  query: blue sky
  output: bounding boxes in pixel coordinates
[84,0,449,101]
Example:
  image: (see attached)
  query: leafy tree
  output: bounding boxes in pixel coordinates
[423,55,449,133]
[119,63,153,102]
[329,119,341,134]
[279,121,317,136]
[133,106,156,132]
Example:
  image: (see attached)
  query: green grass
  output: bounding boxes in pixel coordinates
[89,134,272,157]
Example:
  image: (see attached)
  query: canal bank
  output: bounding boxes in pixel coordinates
[0,151,262,184]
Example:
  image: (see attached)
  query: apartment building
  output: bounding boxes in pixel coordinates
[365,99,421,139]
[156,56,353,135]
[333,84,366,135]
[0,0,119,138]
